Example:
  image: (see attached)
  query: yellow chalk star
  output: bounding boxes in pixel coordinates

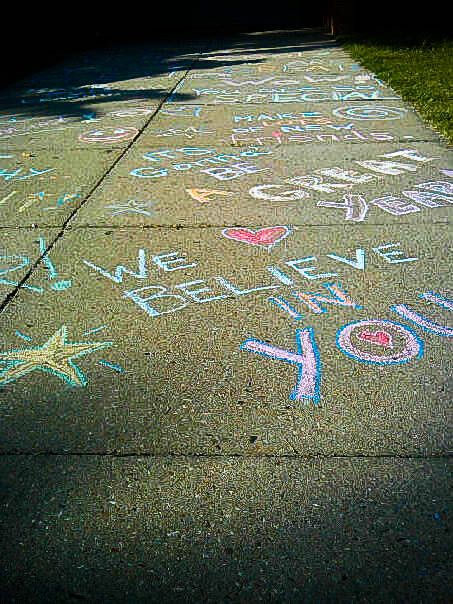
[0,326,112,387]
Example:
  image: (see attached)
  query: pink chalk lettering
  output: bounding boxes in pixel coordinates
[292,282,361,314]
[268,296,303,320]
[240,328,321,403]
[318,193,369,221]
[391,292,453,337]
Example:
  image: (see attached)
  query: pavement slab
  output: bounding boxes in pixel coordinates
[137,101,440,149]
[0,456,451,603]
[0,223,450,455]
[70,141,452,227]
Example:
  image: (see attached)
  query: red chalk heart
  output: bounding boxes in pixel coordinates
[222,226,291,248]
[357,330,393,348]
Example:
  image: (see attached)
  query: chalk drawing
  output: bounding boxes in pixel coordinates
[38,237,72,291]
[318,194,369,222]
[292,282,362,314]
[357,330,393,348]
[0,191,17,206]
[186,189,233,204]
[268,296,303,320]
[0,325,112,387]
[222,226,291,249]
[0,167,54,181]
[240,328,322,404]
[15,330,33,342]
[160,106,202,117]
[391,292,453,337]
[79,127,138,143]
[332,106,407,120]
[440,169,453,178]
[98,360,125,373]
[336,319,423,365]
[109,108,154,118]
[105,200,155,217]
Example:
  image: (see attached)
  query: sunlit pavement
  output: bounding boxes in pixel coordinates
[0,29,451,602]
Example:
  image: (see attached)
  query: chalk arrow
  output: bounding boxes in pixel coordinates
[186,189,233,204]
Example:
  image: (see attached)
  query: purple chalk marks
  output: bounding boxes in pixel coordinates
[241,328,322,404]
[391,292,453,337]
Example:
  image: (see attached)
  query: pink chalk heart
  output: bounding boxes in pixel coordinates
[222,226,291,248]
[357,330,393,348]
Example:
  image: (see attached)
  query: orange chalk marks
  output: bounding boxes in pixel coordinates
[186,188,233,204]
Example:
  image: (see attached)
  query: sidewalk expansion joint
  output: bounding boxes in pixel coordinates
[0,220,448,231]
[0,451,451,460]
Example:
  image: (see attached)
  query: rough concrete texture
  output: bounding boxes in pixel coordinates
[0,29,451,602]
[1,456,451,603]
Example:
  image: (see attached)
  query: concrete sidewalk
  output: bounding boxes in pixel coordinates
[0,29,451,602]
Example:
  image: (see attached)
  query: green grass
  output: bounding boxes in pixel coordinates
[341,36,453,144]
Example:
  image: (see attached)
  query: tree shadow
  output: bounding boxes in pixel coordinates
[0,29,338,121]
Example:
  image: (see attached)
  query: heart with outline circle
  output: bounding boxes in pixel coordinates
[357,330,393,348]
[222,226,291,249]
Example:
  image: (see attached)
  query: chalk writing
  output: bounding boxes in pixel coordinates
[243,287,450,401]
[153,127,214,138]
[241,328,322,404]
[0,167,54,181]
[391,292,453,337]
[332,105,407,120]
[0,238,72,294]
[131,147,271,180]
[248,149,446,222]
[185,86,399,104]
[105,199,155,217]
[79,127,138,143]
[160,106,202,117]
[82,241,418,318]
